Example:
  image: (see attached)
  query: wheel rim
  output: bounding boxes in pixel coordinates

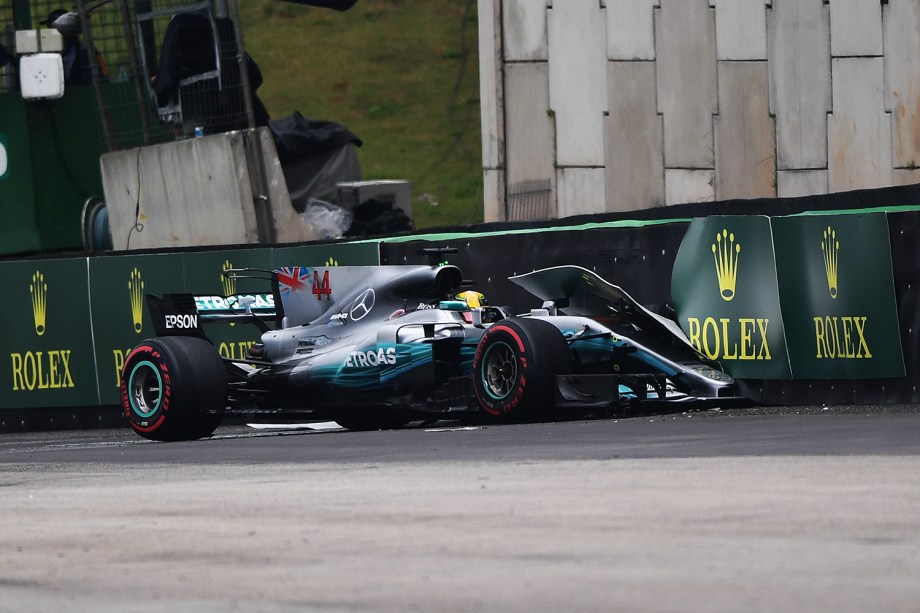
[482,341,517,400]
[128,361,162,419]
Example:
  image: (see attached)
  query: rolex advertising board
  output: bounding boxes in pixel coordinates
[88,253,190,404]
[0,259,99,408]
[772,213,904,378]
[671,216,793,379]
[672,213,905,381]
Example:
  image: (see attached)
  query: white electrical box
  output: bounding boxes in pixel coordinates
[337,180,413,219]
[20,54,65,100]
[39,29,64,53]
[15,28,63,53]
[15,30,39,54]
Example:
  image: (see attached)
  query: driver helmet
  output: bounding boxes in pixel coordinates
[456,290,486,308]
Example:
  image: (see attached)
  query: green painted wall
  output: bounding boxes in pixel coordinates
[0,87,107,255]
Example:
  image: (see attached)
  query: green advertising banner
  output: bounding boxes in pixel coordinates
[89,253,190,404]
[182,248,275,363]
[772,213,904,378]
[671,216,793,379]
[0,258,100,408]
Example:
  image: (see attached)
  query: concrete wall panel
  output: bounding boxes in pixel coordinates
[714,62,776,200]
[709,0,770,60]
[505,62,555,194]
[478,0,503,169]
[479,0,915,220]
[828,58,892,192]
[884,1,920,167]
[892,169,920,187]
[557,168,606,218]
[606,0,659,60]
[665,169,714,205]
[777,170,827,198]
[768,0,831,170]
[503,0,548,61]
[482,168,505,223]
[605,61,664,211]
[655,0,717,168]
[102,131,313,250]
[829,0,882,57]
[548,2,607,166]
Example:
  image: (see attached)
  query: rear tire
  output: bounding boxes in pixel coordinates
[121,336,227,441]
[472,318,571,422]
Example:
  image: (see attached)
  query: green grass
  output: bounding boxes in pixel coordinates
[240,0,484,228]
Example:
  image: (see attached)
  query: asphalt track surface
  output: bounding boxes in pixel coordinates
[1,406,919,612]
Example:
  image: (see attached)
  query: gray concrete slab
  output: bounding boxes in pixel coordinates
[655,0,718,168]
[548,2,607,166]
[482,168,505,222]
[477,0,504,170]
[503,0,547,61]
[777,169,828,198]
[883,0,920,168]
[893,168,920,186]
[714,61,776,200]
[768,0,831,170]
[665,168,714,204]
[828,57,892,192]
[606,0,659,60]
[710,0,771,60]
[101,129,312,250]
[556,167,605,218]
[605,61,665,211]
[829,0,882,58]
[505,62,555,195]
[102,134,254,249]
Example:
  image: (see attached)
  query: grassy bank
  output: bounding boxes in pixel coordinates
[240,0,484,228]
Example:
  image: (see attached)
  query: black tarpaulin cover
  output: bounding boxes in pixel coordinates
[270,111,362,163]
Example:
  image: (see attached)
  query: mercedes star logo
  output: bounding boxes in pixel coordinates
[350,288,376,321]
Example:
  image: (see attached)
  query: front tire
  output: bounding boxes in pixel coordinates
[121,336,227,441]
[472,318,572,421]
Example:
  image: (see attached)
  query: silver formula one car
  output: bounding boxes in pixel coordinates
[120,251,737,441]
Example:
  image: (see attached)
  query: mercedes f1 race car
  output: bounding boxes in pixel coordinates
[120,251,738,441]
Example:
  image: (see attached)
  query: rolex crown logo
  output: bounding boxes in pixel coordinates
[821,226,839,299]
[129,268,145,333]
[221,260,236,296]
[325,257,339,267]
[30,271,47,336]
[711,229,741,302]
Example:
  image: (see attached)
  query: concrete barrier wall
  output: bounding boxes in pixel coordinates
[478,0,920,221]
[101,128,320,251]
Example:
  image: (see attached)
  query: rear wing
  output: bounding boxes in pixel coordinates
[147,291,278,338]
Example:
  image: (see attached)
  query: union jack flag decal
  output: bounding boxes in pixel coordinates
[276,266,312,297]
